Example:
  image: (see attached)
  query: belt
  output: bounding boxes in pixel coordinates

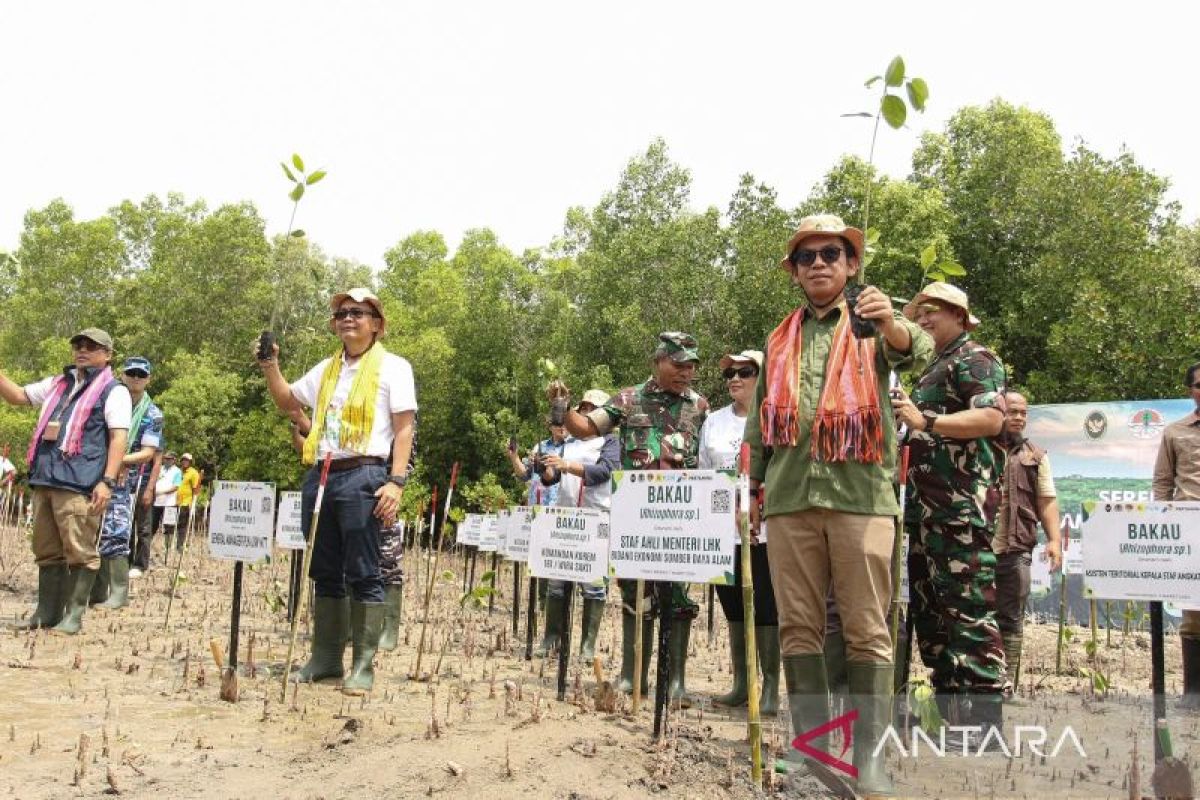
[326,456,387,473]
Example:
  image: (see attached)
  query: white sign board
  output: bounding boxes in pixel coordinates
[478,514,500,553]
[1064,539,1084,576]
[608,470,738,584]
[898,534,909,603]
[504,506,532,563]
[455,514,481,546]
[1081,502,1200,605]
[208,481,275,563]
[163,505,179,526]
[1029,543,1054,596]
[528,506,609,585]
[275,491,304,551]
[496,509,512,555]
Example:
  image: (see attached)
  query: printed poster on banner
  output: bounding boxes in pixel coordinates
[528,506,609,586]
[1081,501,1200,605]
[478,514,500,552]
[608,469,738,584]
[504,506,532,563]
[275,491,304,550]
[209,481,275,563]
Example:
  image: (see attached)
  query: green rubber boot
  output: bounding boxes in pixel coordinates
[713,621,748,707]
[618,610,654,694]
[757,625,781,717]
[52,566,99,635]
[89,558,110,605]
[848,662,896,797]
[579,598,604,662]
[668,616,693,708]
[534,593,564,658]
[776,653,831,773]
[294,596,349,683]
[16,564,68,629]
[1182,637,1200,710]
[99,558,130,609]
[378,584,403,652]
[1001,632,1028,705]
[342,601,385,696]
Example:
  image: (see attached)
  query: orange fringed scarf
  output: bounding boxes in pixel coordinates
[760,306,884,463]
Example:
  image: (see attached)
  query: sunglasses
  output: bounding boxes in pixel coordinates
[789,245,844,268]
[71,340,105,352]
[1191,382,1200,390]
[332,307,380,321]
[722,366,758,380]
[124,370,149,379]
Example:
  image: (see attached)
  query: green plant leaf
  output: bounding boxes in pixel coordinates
[290,229,306,238]
[289,183,305,202]
[864,75,883,88]
[885,56,905,87]
[865,227,881,246]
[939,261,966,276]
[292,153,305,172]
[927,270,946,283]
[281,162,297,182]
[306,169,327,186]
[920,244,937,269]
[906,78,930,112]
[881,95,906,129]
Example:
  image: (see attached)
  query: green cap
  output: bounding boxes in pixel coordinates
[70,328,114,350]
[654,331,699,363]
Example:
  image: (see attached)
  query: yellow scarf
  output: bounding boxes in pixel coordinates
[302,342,385,465]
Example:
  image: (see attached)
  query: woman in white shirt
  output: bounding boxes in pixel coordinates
[697,350,779,716]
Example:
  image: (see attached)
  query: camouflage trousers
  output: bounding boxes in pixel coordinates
[906,517,1006,693]
[99,485,136,559]
[379,521,403,586]
[618,579,697,620]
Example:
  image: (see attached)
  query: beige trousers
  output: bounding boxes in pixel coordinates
[766,507,895,663]
[31,487,101,570]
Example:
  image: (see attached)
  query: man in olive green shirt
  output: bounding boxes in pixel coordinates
[744,215,932,795]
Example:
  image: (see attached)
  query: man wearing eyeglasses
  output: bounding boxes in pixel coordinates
[559,332,709,707]
[258,287,417,696]
[91,357,162,609]
[743,215,931,794]
[1154,361,1200,707]
[891,281,1008,749]
[0,328,131,634]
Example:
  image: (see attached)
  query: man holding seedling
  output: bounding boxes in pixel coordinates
[1154,361,1200,708]
[561,332,709,707]
[259,288,416,696]
[892,282,1008,748]
[0,328,131,634]
[744,214,931,795]
[993,391,1061,699]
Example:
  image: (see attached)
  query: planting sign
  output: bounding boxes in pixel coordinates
[275,490,304,550]
[478,514,500,552]
[528,506,609,585]
[502,506,532,563]
[209,481,274,563]
[1081,502,1200,605]
[608,469,738,584]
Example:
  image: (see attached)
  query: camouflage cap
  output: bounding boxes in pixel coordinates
[654,332,699,363]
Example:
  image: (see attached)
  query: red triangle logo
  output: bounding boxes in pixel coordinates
[790,709,858,779]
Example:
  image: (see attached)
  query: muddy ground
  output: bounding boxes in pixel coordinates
[0,521,1196,799]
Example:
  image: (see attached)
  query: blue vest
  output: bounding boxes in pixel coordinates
[29,367,121,496]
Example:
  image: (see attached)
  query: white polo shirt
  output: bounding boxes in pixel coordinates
[24,373,132,431]
[290,350,418,460]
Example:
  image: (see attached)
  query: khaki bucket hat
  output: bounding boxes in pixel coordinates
[329,287,386,339]
[780,214,866,270]
[903,282,980,330]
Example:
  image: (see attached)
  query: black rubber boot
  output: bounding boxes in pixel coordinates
[618,610,654,694]
[579,598,604,662]
[757,625,781,717]
[378,584,403,652]
[89,558,110,605]
[16,564,68,629]
[52,566,99,635]
[848,662,896,797]
[1181,637,1200,710]
[534,593,564,657]
[964,693,1006,755]
[294,596,349,683]
[713,621,748,707]
[342,602,384,696]
[668,616,693,708]
[99,557,129,609]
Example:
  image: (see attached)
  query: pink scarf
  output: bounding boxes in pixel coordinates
[27,367,116,464]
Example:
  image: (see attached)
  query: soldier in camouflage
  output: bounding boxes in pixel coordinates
[891,282,1008,746]
[561,331,709,707]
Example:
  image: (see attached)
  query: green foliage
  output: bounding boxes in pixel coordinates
[154,348,244,469]
[460,570,497,609]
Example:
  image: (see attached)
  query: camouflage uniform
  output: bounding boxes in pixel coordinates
[99,400,163,559]
[905,331,1007,693]
[379,519,404,586]
[589,361,709,619]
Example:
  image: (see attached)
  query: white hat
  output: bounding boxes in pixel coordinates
[719,350,764,371]
[579,389,611,409]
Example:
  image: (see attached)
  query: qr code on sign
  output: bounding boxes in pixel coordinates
[711,489,731,514]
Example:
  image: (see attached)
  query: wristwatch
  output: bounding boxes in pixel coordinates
[387,473,408,489]
[100,477,117,490]
[921,409,939,432]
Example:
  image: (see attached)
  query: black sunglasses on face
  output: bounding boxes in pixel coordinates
[124,370,149,379]
[332,308,379,321]
[723,366,758,380]
[790,245,844,268]
[72,340,104,352]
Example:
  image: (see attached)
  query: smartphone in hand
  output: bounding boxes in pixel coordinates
[257,331,276,361]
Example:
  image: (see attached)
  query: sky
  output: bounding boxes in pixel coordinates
[2,1,1196,269]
